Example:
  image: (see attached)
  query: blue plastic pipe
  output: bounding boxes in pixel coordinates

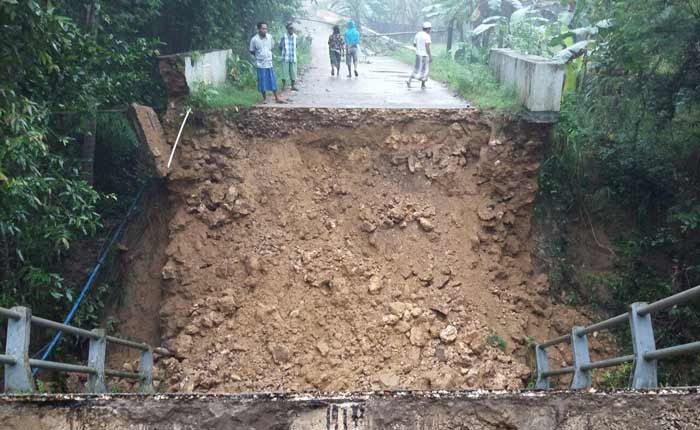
[33,180,153,373]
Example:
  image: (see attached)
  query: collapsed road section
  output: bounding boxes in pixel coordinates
[113,107,614,394]
[2,389,699,429]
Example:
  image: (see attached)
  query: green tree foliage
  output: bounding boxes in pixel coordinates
[329,0,429,28]
[1,0,302,328]
[330,0,378,28]
[157,0,302,53]
[372,0,430,26]
[0,1,103,316]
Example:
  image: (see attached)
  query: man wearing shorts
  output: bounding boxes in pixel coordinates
[328,25,345,76]
[279,22,299,91]
[407,22,433,89]
[344,20,360,78]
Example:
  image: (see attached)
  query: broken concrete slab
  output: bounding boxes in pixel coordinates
[128,103,170,178]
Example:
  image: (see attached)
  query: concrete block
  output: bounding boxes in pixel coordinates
[489,48,565,113]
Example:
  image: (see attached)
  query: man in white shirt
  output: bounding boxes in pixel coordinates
[407,22,433,89]
[249,22,282,103]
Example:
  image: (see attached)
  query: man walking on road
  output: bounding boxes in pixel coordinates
[407,22,433,89]
[279,22,299,92]
[328,25,345,76]
[250,22,283,103]
[344,20,361,78]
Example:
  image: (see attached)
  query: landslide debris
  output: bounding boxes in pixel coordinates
[144,108,607,393]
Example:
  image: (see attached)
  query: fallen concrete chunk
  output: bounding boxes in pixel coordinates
[128,103,170,178]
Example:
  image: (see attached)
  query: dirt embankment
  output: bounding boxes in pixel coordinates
[120,108,609,393]
[105,182,172,371]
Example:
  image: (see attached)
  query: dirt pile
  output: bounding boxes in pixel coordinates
[134,108,608,393]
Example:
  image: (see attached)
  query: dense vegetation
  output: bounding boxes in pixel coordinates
[538,0,700,385]
[0,0,301,344]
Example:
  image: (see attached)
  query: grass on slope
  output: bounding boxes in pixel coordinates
[393,46,519,111]
[189,83,261,109]
[190,83,261,109]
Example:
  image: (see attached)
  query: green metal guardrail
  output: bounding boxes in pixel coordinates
[0,306,169,394]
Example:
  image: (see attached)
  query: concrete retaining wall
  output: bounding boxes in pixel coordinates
[184,49,231,88]
[1,389,699,430]
[158,49,232,97]
[489,48,565,113]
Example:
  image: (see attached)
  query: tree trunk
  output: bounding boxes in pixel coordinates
[81,116,96,185]
[81,1,99,185]
[446,18,455,52]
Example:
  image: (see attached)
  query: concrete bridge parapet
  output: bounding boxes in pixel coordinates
[490,48,565,117]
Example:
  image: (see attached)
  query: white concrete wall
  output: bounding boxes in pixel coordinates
[184,49,232,88]
[489,48,565,112]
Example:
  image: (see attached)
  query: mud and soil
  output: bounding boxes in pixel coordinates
[105,183,172,370]
[122,108,609,393]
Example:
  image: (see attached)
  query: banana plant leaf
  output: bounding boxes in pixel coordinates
[549,26,596,46]
[510,5,536,25]
[482,15,506,24]
[472,23,499,35]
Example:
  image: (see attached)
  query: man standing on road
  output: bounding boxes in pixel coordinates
[279,22,299,92]
[407,22,433,90]
[250,22,283,103]
[344,20,361,78]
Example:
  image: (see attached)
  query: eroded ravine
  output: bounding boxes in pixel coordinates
[124,108,609,393]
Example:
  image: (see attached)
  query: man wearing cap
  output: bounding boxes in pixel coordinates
[407,22,433,89]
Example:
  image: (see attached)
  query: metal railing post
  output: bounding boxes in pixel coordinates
[87,329,107,393]
[139,348,155,394]
[629,302,657,389]
[570,326,592,389]
[534,344,550,389]
[4,307,35,393]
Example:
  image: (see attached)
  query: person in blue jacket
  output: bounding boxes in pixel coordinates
[344,20,361,78]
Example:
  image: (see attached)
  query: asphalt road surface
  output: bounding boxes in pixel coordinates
[274,18,469,109]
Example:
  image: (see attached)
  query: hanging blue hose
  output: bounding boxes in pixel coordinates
[33,179,155,373]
